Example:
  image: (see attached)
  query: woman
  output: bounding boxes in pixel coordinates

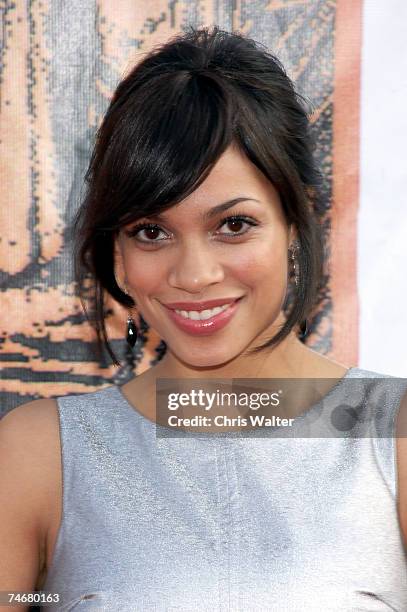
[1,26,407,611]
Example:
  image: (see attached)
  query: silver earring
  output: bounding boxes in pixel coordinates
[289,240,300,287]
[288,241,308,338]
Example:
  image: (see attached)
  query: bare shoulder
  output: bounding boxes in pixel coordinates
[395,389,407,548]
[0,398,62,591]
[0,395,61,514]
[1,398,61,487]
[1,396,59,434]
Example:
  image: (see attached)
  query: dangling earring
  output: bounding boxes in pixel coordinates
[126,313,138,348]
[289,239,300,287]
[289,240,308,338]
[122,284,138,348]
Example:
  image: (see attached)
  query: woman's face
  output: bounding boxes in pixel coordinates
[114,144,295,367]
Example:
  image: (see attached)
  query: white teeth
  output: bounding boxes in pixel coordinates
[174,303,231,320]
[200,307,221,320]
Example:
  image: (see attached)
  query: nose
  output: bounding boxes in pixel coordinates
[167,238,225,293]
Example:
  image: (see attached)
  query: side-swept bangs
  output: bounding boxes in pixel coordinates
[72,26,324,366]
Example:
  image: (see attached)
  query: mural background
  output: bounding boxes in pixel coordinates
[1,0,405,415]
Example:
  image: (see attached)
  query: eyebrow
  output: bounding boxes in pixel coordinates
[148,197,261,222]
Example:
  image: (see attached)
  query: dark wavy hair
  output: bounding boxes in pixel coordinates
[72,25,325,367]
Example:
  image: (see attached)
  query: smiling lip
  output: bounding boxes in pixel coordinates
[162,297,243,311]
[161,297,244,336]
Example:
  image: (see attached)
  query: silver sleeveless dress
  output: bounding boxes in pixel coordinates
[41,367,407,611]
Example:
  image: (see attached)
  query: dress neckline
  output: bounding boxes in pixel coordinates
[111,367,357,433]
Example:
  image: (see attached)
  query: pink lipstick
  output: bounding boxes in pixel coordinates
[161,297,243,336]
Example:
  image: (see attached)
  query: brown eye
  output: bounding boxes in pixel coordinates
[143,227,161,240]
[218,215,258,237]
[126,223,168,243]
[226,218,244,233]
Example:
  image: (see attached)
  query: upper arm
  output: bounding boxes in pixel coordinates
[0,399,59,611]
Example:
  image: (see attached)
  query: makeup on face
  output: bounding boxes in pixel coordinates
[160,296,245,336]
[114,145,292,367]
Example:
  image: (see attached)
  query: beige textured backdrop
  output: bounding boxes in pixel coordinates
[0,0,361,413]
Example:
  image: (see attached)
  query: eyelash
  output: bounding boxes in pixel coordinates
[126,214,259,245]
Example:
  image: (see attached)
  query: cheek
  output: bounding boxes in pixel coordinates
[229,239,288,288]
[124,252,164,294]
[122,234,289,295]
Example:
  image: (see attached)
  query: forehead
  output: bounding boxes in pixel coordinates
[166,145,282,218]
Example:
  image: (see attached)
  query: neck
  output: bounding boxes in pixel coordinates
[152,330,312,380]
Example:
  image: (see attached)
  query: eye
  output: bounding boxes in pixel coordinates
[125,223,168,243]
[124,213,259,245]
[218,215,258,237]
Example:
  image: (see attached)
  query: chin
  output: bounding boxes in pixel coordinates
[171,342,241,370]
